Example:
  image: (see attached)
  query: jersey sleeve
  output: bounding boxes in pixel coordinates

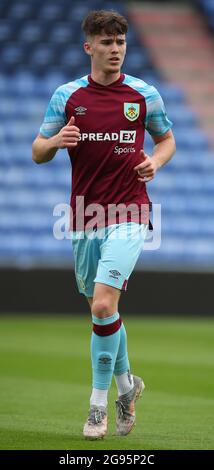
[145,86,173,137]
[39,85,67,138]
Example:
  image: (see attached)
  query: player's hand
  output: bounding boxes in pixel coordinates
[54,116,81,149]
[134,149,158,183]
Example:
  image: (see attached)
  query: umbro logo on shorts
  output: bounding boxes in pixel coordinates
[109,270,121,279]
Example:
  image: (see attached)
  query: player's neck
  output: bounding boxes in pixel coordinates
[90,69,121,86]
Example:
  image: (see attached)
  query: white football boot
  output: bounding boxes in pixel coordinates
[83,405,107,439]
[115,375,145,436]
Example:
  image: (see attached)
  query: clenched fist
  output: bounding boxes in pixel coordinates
[54,116,81,149]
[134,149,158,183]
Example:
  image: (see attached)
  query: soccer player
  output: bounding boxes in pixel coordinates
[32,10,176,439]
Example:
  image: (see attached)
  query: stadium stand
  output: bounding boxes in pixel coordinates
[0,0,214,271]
[197,0,214,30]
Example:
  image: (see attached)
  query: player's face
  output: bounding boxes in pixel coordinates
[84,33,126,74]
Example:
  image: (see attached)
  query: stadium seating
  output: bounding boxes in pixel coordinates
[0,0,214,270]
[197,0,214,30]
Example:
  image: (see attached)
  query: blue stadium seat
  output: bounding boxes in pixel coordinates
[38,4,67,21]
[0,97,46,120]
[173,129,209,150]
[0,0,10,18]
[19,22,47,43]
[9,2,36,20]
[39,72,70,95]
[1,43,25,67]
[125,47,150,70]
[201,0,214,14]
[197,0,214,30]
[0,20,16,41]
[61,46,88,68]
[126,28,142,47]
[29,44,55,68]
[166,106,197,127]
[3,72,35,96]
[67,4,95,21]
[0,188,68,210]
[49,23,76,44]
[163,216,214,237]
[155,84,185,104]
[155,172,214,192]
[150,191,214,218]
[3,121,36,143]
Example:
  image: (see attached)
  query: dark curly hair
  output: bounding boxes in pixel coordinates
[82,10,128,37]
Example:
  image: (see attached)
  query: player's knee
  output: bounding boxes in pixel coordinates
[91,299,113,318]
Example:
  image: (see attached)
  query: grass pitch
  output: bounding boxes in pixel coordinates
[0,314,213,450]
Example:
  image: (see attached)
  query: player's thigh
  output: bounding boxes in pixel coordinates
[71,232,99,298]
[95,222,148,291]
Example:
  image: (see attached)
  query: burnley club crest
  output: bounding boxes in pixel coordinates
[124,103,140,121]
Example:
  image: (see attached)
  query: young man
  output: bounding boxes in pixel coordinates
[32,10,176,439]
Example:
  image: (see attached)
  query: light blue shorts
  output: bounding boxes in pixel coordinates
[71,222,148,298]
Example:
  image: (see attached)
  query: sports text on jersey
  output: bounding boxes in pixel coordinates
[78,130,136,143]
[114,146,135,155]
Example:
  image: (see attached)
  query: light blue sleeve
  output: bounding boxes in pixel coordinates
[39,78,88,138]
[123,75,173,137]
[39,85,68,138]
[145,85,173,137]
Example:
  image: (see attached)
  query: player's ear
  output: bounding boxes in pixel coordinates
[84,42,92,56]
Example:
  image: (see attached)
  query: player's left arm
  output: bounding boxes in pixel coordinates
[134,129,176,182]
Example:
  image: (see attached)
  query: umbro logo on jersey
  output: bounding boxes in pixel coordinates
[75,106,87,115]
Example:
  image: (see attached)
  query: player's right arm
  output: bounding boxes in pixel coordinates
[32,116,80,164]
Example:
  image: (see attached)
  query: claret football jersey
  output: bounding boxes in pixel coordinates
[40,73,172,230]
